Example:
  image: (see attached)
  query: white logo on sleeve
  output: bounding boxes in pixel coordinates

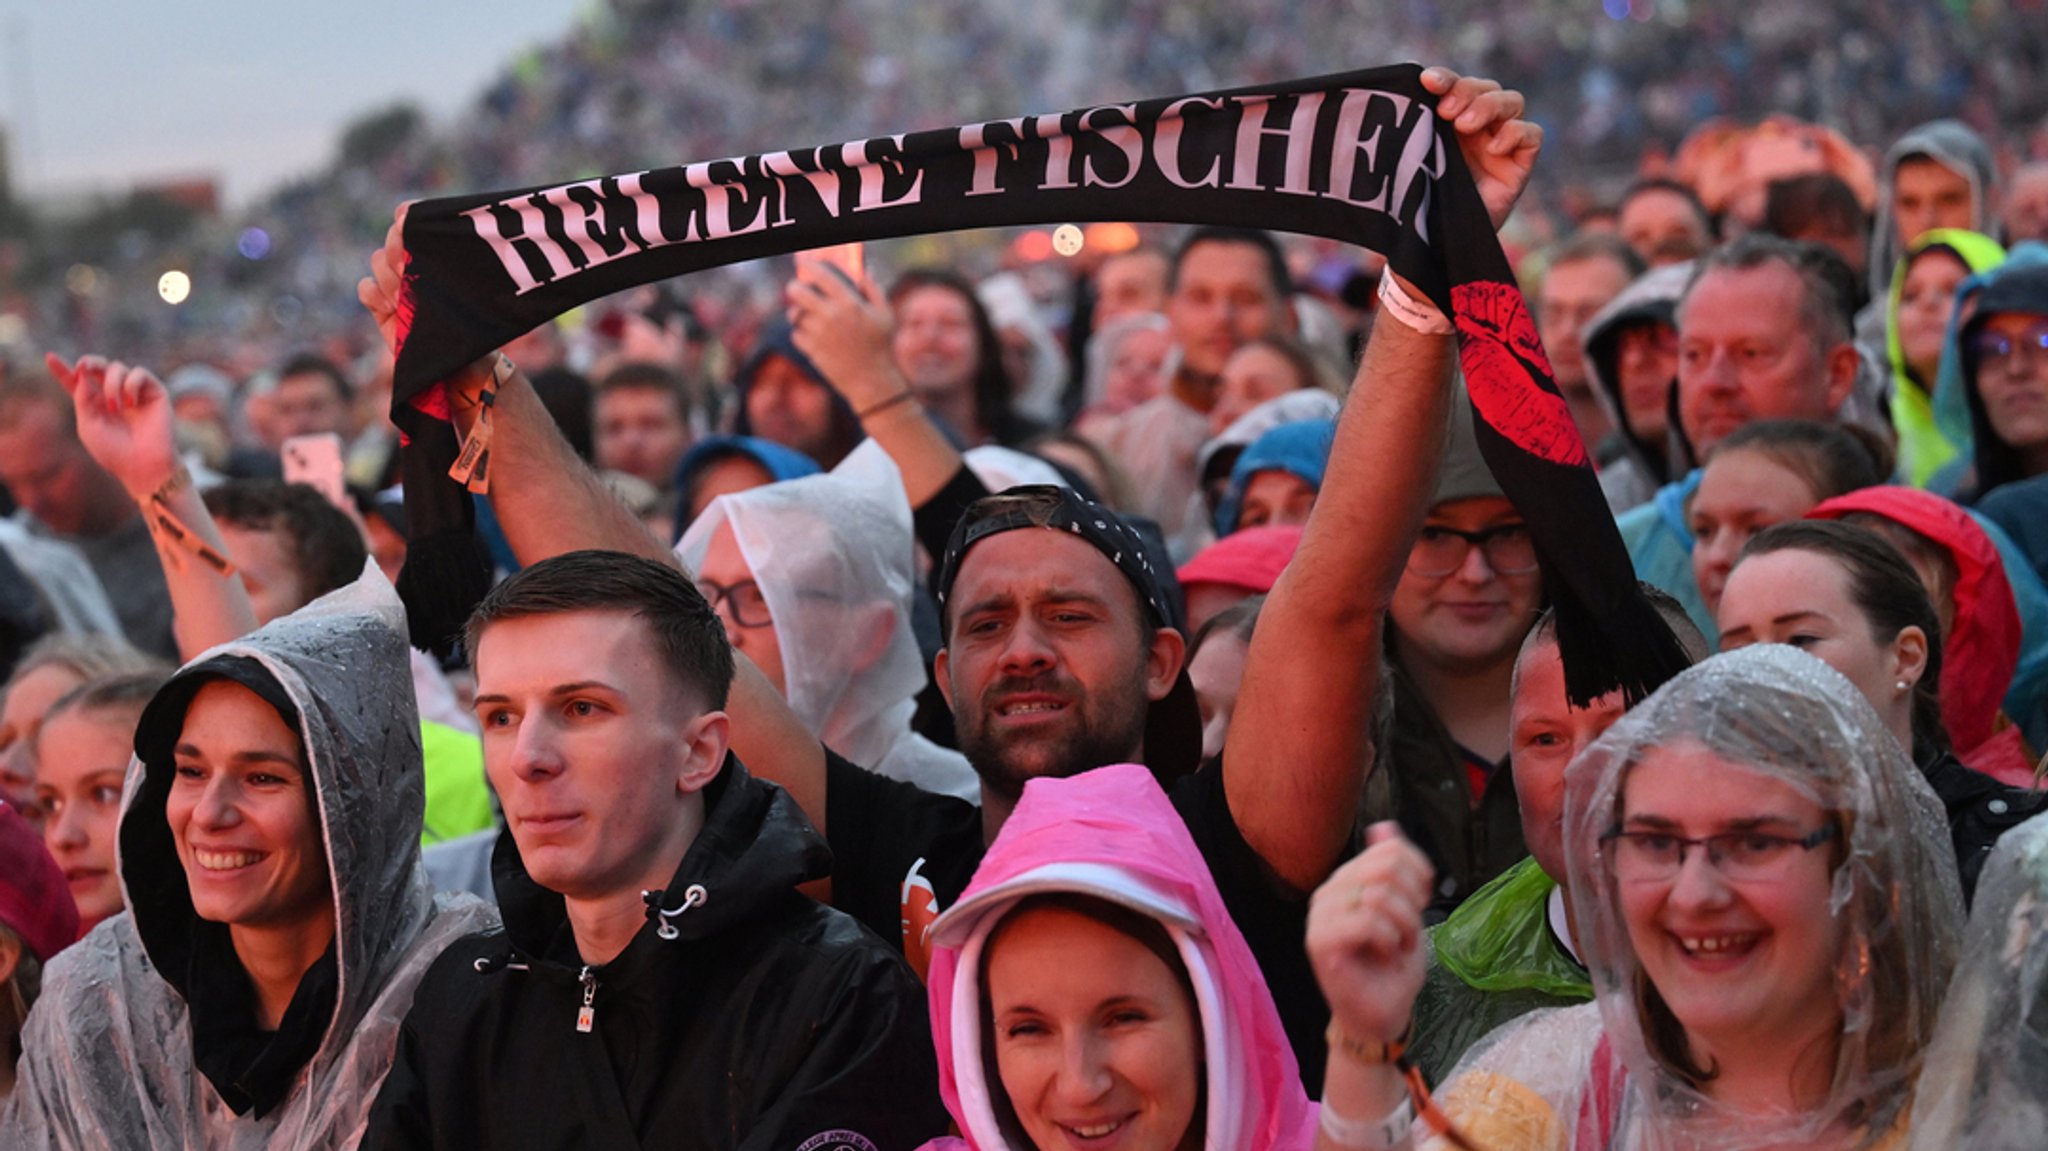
[796,1132,879,1151]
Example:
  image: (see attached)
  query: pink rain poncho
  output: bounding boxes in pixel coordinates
[919,762,1316,1151]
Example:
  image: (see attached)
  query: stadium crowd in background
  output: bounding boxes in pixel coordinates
[3,4,2048,1148]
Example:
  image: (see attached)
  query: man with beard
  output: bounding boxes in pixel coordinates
[358,66,1541,1085]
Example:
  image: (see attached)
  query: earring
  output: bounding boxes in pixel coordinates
[1895,680,1910,692]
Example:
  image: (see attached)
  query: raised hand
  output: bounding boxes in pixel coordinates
[1420,67,1543,233]
[357,203,412,357]
[784,261,905,412]
[1307,822,1436,1048]
[45,353,179,501]
[357,201,496,413]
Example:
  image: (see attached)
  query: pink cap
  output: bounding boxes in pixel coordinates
[1175,524,1304,595]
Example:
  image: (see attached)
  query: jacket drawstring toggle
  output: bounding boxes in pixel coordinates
[643,883,709,941]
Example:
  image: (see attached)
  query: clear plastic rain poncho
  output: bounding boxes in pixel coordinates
[1,566,496,1150]
[679,440,978,800]
[1908,809,2048,1150]
[1429,645,1962,1151]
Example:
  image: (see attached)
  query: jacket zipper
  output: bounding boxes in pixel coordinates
[576,965,597,1033]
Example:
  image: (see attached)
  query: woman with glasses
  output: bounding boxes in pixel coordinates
[1311,643,1962,1150]
[1383,395,1545,913]
[1954,259,2048,501]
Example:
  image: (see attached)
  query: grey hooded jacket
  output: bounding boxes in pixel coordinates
[1,568,495,1150]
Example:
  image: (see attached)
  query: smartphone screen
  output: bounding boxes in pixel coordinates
[281,433,349,509]
[796,242,865,284]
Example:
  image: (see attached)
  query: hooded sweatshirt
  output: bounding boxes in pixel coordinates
[1868,121,1997,311]
[1884,230,2007,488]
[919,763,1316,1151]
[679,441,978,800]
[1581,261,1694,514]
[363,753,948,1151]
[1955,255,2048,499]
[1932,242,2048,493]
[2,568,496,1150]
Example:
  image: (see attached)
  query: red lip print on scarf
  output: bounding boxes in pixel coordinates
[1451,280,1589,470]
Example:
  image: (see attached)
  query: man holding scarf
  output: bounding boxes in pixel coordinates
[357,66,1549,1089]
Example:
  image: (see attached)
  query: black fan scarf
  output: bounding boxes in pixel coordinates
[388,62,1688,704]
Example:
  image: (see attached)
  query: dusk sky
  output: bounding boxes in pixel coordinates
[0,0,582,207]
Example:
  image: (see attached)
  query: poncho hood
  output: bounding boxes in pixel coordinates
[1562,645,1961,1146]
[5,564,495,1149]
[1907,810,2048,1149]
[922,763,1315,1151]
[1807,486,2035,784]
[678,441,976,800]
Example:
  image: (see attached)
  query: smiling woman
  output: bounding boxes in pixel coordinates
[0,569,495,1148]
[920,763,1316,1151]
[1415,645,1961,1150]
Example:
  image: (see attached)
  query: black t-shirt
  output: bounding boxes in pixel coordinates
[823,751,1327,1088]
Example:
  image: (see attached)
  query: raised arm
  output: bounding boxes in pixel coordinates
[1220,68,1542,894]
[45,353,257,660]
[357,219,832,834]
[784,263,968,508]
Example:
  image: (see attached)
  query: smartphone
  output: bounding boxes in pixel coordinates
[796,242,865,285]
[282,433,349,510]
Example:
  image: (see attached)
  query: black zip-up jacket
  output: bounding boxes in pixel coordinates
[362,758,949,1151]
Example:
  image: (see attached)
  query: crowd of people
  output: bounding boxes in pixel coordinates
[0,30,2046,1151]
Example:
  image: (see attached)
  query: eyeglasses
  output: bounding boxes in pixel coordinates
[695,577,772,628]
[1601,824,1838,883]
[1406,523,1539,579]
[1971,323,2048,367]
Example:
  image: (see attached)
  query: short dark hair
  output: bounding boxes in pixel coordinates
[465,550,734,710]
[203,480,368,604]
[1762,173,1869,242]
[275,353,353,404]
[1620,177,1714,232]
[1684,233,1853,350]
[1740,520,1949,760]
[1170,226,1293,299]
[596,361,689,422]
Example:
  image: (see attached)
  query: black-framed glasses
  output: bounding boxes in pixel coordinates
[695,577,772,628]
[1972,323,2048,367]
[1601,824,1838,883]
[1406,523,1539,579]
